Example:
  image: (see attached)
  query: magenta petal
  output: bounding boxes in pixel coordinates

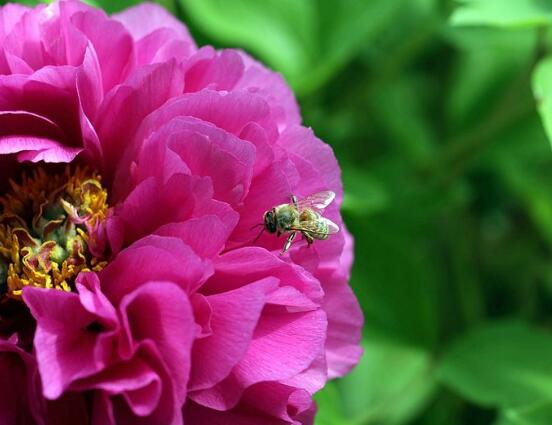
[236,51,301,132]
[154,216,230,259]
[242,382,315,424]
[68,6,133,92]
[208,247,323,304]
[0,135,64,154]
[0,4,30,44]
[77,356,161,416]
[114,3,196,67]
[131,114,255,205]
[278,125,342,202]
[91,392,115,425]
[185,49,244,92]
[120,281,195,405]
[16,144,82,163]
[185,383,315,425]
[132,27,194,67]
[45,392,90,425]
[234,309,327,385]
[191,309,326,410]
[76,272,118,327]
[319,233,363,378]
[111,341,184,425]
[100,235,212,305]
[23,287,100,399]
[0,110,65,139]
[113,2,195,46]
[96,61,185,177]
[0,341,43,425]
[163,116,256,204]
[110,173,237,249]
[135,90,278,147]
[189,277,278,391]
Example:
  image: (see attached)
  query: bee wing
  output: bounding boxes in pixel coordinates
[323,217,340,234]
[292,217,340,236]
[296,191,336,212]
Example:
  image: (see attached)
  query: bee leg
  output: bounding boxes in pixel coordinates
[277,231,281,237]
[291,195,299,209]
[304,232,314,247]
[281,231,297,255]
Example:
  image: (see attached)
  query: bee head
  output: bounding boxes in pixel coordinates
[263,210,278,233]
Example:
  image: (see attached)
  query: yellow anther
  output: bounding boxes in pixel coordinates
[0,166,108,299]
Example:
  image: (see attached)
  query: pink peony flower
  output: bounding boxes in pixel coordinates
[0,1,363,424]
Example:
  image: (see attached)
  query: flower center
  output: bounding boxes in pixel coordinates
[0,167,108,298]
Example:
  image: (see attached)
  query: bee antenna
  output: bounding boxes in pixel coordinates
[250,223,264,231]
[252,227,265,244]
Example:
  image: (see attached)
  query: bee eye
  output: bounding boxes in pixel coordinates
[264,211,277,233]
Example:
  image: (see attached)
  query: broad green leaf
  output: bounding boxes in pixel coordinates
[370,76,436,165]
[451,0,552,27]
[337,338,436,425]
[346,162,463,348]
[314,382,350,425]
[3,0,175,13]
[178,0,403,94]
[447,27,536,132]
[342,165,389,216]
[533,56,552,148]
[92,0,138,12]
[500,402,552,425]
[438,321,552,408]
[490,117,552,247]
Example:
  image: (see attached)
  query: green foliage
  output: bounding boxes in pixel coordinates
[439,321,552,408]
[500,402,552,425]
[451,0,552,27]
[177,0,405,94]
[8,0,552,423]
[533,56,552,147]
[339,338,436,425]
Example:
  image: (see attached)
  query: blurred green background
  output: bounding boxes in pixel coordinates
[8,0,552,423]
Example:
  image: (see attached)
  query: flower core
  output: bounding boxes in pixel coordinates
[0,167,108,298]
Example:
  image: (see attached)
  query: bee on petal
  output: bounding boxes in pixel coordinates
[258,190,340,254]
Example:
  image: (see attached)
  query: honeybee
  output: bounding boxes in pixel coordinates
[260,190,340,254]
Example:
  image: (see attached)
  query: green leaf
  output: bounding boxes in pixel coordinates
[342,165,389,216]
[346,165,460,348]
[447,27,536,131]
[178,0,403,94]
[500,402,552,425]
[336,338,436,425]
[314,382,350,425]
[438,321,552,408]
[533,56,552,148]
[451,0,552,27]
[87,0,141,13]
[490,116,552,247]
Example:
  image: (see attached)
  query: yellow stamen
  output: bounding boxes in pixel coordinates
[0,166,109,299]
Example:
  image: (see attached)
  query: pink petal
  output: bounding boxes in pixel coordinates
[68,6,133,92]
[96,60,185,178]
[185,48,244,92]
[22,287,101,399]
[236,51,301,132]
[154,216,231,259]
[99,235,212,305]
[189,277,278,391]
[110,174,237,249]
[119,281,195,404]
[191,308,327,410]
[207,247,323,304]
[113,2,195,44]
